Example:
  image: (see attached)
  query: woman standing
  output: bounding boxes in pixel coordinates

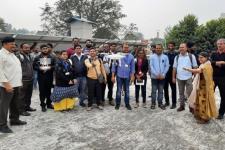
[51,50,78,111]
[134,48,149,108]
[184,52,217,124]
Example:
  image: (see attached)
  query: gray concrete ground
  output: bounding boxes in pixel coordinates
[0,81,225,150]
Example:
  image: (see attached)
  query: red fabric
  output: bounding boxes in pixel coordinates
[67,47,75,58]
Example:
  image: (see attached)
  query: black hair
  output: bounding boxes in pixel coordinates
[20,43,28,49]
[47,43,53,48]
[40,44,48,49]
[110,43,117,46]
[1,36,15,45]
[168,41,175,46]
[30,42,38,50]
[60,50,67,55]
[199,51,209,58]
[187,41,195,48]
[74,44,82,49]
[72,37,79,41]
[85,39,92,43]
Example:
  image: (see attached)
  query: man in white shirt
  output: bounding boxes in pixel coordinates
[173,43,198,112]
[0,37,27,133]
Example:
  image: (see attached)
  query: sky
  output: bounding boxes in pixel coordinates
[0,0,225,39]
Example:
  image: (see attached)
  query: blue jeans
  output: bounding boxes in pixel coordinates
[116,77,130,105]
[76,77,87,104]
[151,79,165,105]
[33,71,38,89]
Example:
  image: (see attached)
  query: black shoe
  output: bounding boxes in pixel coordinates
[151,104,156,109]
[115,105,120,110]
[42,106,47,112]
[177,106,185,112]
[164,102,170,107]
[47,105,54,109]
[126,104,132,110]
[26,107,36,112]
[216,115,224,120]
[0,125,13,133]
[10,120,27,126]
[109,100,115,106]
[159,104,166,110]
[20,111,31,116]
[80,103,86,107]
[170,105,176,109]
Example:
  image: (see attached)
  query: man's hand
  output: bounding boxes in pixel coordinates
[111,76,116,83]
[172,78,176,84]
[159,75,165,80]
[130,74,135,83]
[3,82,14,93]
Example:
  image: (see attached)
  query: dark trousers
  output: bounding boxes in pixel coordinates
[18,80,33,112]
[135,79,147,103]
[87,78,102,107]
[38,78,52,107]
[0,87,20,126]
[101,74,114,102]
[164,76,177,105]
[214,78,225,116]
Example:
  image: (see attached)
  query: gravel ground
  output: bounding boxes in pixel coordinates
[0,80,225,150]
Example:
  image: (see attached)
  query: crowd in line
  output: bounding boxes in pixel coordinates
[0,36,225,134]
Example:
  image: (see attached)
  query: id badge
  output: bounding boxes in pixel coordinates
[65,72,70,75]
[125,64,129,68]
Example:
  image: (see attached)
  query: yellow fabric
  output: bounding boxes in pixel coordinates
[194,63,218,120]
[53,98,78,111]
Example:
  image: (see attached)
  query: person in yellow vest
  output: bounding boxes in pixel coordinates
[85,47,107,111]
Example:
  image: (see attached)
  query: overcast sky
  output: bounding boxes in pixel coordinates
[0,0,225,39]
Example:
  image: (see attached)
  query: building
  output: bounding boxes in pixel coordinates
[67,16,95,39]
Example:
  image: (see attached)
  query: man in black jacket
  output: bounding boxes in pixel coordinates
[164,41,177,109]
[211,38,225,120]
[17,43,36,116]
[33,44,55,112]
[70,45,88,107]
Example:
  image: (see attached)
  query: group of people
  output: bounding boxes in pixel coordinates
[0,36,225,133]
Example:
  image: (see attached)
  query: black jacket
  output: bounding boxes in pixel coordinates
[33,53,55,82]
[211,52,225,79]
[135,58,149,80]
[55,59,74,87]
[16,53,33,81]
[70,55,88,77]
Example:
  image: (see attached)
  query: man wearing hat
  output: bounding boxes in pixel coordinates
[0,36,27,133]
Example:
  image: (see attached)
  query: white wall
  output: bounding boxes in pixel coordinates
[71,21,93,39]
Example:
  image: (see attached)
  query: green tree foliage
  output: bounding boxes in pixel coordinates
[165,14,199,46]
[41,0,126,38]
[166,14,225,51]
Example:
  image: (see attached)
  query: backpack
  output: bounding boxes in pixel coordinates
[176,53,193,68]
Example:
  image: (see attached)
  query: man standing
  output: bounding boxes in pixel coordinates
[33,44,55,112]
[0,37,27,133]
[70,45,88,107]
[17,43,36,116]
[67,37,80,58]
[102,43,117,106]
[85,48,107,111]
[111,43,135,110]
[83,39,93,56]
[164,42,177,109]
[173,43,198,112]
[150,44,169,110]
[211,39,225,119]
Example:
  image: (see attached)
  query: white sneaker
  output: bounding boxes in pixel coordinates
[87,107,92,111]
[134,103,139,108]
[97,105,104,110]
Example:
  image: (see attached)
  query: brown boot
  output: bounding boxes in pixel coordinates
[177,105,185,112]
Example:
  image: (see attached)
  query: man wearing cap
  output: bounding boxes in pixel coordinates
[0,36,27,133]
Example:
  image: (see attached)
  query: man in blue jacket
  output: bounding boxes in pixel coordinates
[150,44,169,110]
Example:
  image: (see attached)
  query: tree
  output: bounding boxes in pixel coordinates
[41,0,126,38]
[165,14,199,46]
[0,17,6,32]
[122,23,144,40]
